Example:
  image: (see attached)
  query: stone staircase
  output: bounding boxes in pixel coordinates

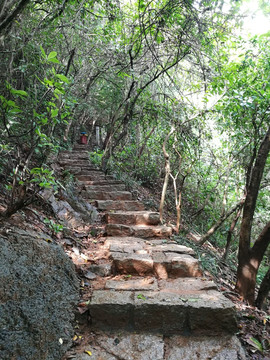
[59,145,246,360]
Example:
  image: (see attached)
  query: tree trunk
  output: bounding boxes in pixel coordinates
[0,0,31,35]
[223,197,245,260]
[198,199,243,245]
[236,124,270,304]
[159,127,174,223]
[256,265,270,310]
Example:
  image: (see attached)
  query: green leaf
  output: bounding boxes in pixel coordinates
[137,294,146,300]
[48,51,57,60]
[247,337,263,352]
[56,74,70,83]
[7,100,17,107]
[48,57,60,64]
[11,89,28,97]
[51,108,59,117]
[40,45,46,59]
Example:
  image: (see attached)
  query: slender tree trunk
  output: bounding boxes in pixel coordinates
[223,197,245,260]
[198,199,243,245]
[138,126,156,158]
[236,125,270,304]
[159,127,174,223]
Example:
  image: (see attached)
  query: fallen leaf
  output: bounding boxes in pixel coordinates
[84,350,92,356]
[245,337,263,353]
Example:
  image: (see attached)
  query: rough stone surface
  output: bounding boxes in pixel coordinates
[96,200,145,211]
[0,228,79,360]
[89,279,237,334]
[42,189,98,227]
[85,184,126,192]
[106,224,172,238]
[95,333,164,360]
[73,333,164,360]
[77,174,105,182]
[72,333,246,360]
[112,252,154,275]
[105,277,158,291]
[106,211,160,225]
[82,190,132,201]
[88,263,112,277]
[145,243,195,255]
[105,237,145,253]
[165,335,246,360]
[90,290,134,330]
[107,238,200,278]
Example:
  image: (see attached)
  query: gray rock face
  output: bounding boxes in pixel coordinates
[0,228,79,360]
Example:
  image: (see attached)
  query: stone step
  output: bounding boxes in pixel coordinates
[77,173,106,182]
[96,200,145,211]
[59,152,89,160]
[78,180,124,186]
[65,167,101,175]
[73,144,91,151]
[82,190,132,201]
[106,211,159,226]
[88,277,237,335]
[84,184,126,192]
[72,332,245,360]
[60,162,94,168]
[105,237,200,279]
[106,224,172,238]
[59,159,91,166]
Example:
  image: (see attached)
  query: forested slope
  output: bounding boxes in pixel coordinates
[0,0,269,319]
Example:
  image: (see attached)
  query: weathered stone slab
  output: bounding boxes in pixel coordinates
[88,263,112,277]
[64,165,98,173]
[166,253,202,278]
[105,237,145,253]
[106,238,199,278]
[170,255,199,278]
[83,191,132,201]
[112,252,154,275]
[77,173,105,182]
[133,225,172,238]
[145,243,195,255]
[89,290,134,330]
[59,151,89,159]
[96,333,164,360]
[159,278,218,293]
[105,277,158,291]
[78,179,124,186]
[134,291,188,334]
[187,291,237,334]
[59,159,90,166]
[106,211,160,226]
[165,335,246,360]
[106,224,172,238]
[85,184,126,192]
[73,333,246,360]
[96,200,145,211]
[89,279,237,335]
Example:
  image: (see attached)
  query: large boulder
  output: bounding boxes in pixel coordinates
[0,228,79,360]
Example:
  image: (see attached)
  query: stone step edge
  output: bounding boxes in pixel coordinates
[88,285,237,335]
[106,224,172,238]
